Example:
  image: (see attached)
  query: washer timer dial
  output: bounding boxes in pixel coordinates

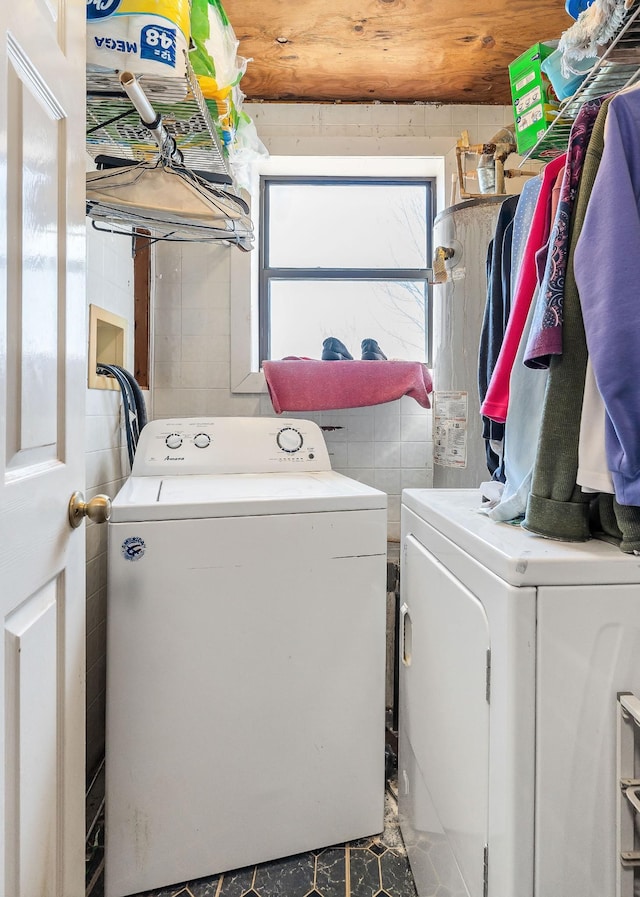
[193,433,211,449]
[276,427,304,453]
[165,433,183,450]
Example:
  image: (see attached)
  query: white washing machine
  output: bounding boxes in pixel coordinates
[105,417,387,897]
[398,488,640,897]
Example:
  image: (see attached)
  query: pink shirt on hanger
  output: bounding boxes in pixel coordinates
[480,152,567,424]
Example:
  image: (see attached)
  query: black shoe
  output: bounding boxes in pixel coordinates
[322,337,353,360]
[361,338,387,360]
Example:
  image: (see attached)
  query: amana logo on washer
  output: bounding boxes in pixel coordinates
[122,536,146,561]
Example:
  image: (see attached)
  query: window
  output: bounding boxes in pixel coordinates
[259,176,434,364]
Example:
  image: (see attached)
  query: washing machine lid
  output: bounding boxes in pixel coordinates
[111,470,386,522]
[402,488,640,586]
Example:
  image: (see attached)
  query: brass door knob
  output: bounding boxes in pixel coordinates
[68,492,111,528]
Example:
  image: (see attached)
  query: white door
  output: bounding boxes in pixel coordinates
[400,534,490,897]
[0,2,87,896]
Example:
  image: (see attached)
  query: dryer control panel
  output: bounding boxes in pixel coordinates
[131,417,333,476]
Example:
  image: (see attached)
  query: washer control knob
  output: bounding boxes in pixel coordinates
[277,427,304,453]
[194,432,211,449]
[165,433,183,450]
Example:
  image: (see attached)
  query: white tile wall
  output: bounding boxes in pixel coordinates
[85,223,136,775]
[151,102,517,541]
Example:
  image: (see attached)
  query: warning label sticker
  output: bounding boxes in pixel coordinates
[433,391,468,468]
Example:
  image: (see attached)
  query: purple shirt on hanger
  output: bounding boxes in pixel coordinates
[575,86,640,507]
[523,98,603,369]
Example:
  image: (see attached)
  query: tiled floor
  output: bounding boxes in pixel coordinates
[86,767,417,897]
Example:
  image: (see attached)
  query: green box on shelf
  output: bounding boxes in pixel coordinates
[509,42,560,154]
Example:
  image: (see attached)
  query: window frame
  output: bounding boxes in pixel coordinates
[258,174,435,365]
[229,152,446,396]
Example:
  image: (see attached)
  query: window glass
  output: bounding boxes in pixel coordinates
[269,279,427,362]
[267,182,428,269]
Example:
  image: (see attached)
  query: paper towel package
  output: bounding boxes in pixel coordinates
[87,0,190,78]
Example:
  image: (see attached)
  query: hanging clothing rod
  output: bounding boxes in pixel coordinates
[119,71,183,165]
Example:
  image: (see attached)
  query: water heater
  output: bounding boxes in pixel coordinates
[431,196,504,488]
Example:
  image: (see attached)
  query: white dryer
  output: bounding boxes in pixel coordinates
[106,417,387,897]
[399,488,640,897]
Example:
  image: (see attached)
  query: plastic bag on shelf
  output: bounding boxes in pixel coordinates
[227,110,269,193]
[188,0,268,192]
[189,0,248,93]
[203,85,240,150]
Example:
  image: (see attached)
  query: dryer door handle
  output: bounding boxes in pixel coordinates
[400,602,412,666]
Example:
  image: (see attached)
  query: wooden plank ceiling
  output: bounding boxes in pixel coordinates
[224,0,574,105]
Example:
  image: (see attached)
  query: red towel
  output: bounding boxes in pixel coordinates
[263,359,432,414]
